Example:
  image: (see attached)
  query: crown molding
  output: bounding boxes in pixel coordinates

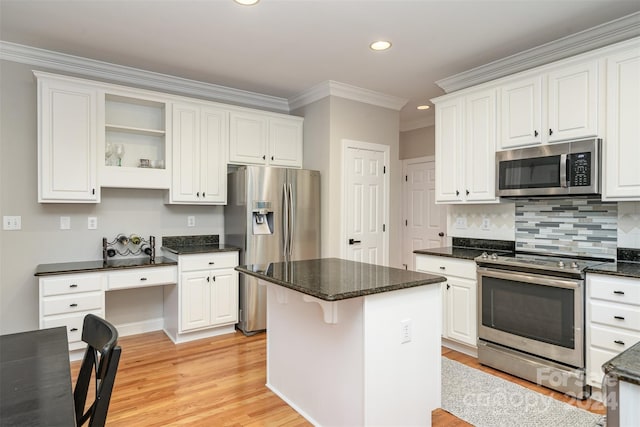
[436,11,640,93]
[289,80,408,111]
[0,41,290,112]
[400,115,435,132]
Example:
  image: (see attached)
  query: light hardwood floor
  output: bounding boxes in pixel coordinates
[71,331,604,426]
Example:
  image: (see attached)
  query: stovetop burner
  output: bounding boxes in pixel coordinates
[475,251,612,277]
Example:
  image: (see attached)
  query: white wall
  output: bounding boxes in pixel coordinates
[399,126,435,160]
[0,60,225,334]
[295,96,402,267]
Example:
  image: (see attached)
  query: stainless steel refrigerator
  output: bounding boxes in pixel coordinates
[225,166,321,335]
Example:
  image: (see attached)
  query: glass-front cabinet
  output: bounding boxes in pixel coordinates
[99,91,171,189]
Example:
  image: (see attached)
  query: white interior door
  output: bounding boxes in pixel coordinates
[344,142,388,266]
[402,158,447,270]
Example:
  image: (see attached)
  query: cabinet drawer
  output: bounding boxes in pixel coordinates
[590,300,640,332]
[42,293,103,316]
[107,266,177,290]
[41,274,103,296]
[42,310,103,344]
[590,324,640,353]
[415,255,476,279]
[181,252,239,271]
[589,274,640,305]
[587,346,617,387]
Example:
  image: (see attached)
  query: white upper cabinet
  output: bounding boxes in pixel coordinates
[603,45,640,200]
[229,111,303,168]
[99,90,171,189]
[170,102,227,204]
[500,76,543,149]
[499,60,599,149]
[435,89,498,204]
[36,72,99,203]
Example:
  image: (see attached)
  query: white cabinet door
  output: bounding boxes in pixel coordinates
[465,89,497,202]
[200,107,228,203]
[180,271,210,331]
[210,268,238,326]
[37,76,98,202]
[500,76,543,149]
[604,47,640,200]
[435,97,464,202]
[171,103,227,204]
[268,117,303,167]
[547,61,599,143]
[172,103,200,202]
[445,276,477,346]
[229,111,268,165]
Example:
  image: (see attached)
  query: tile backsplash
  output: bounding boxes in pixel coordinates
[515,197,617,259]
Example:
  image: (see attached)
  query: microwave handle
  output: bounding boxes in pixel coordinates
[560,153,568,188]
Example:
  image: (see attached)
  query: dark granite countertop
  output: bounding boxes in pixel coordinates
[587,261,640,279]
[413,238,515,260]
[161,244,240,255]
[35,257,177,276]
[603,340,640,386]
[236,257,446,301]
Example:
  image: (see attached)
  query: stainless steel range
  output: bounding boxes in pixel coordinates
[476,251,610,399]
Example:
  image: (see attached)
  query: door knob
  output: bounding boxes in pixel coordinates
[348,238,361,245]
[438,232,444,237]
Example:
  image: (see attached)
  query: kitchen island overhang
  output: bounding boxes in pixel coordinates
[236,258,446,427]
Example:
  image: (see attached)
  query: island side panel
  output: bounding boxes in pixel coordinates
[264,282,365,426]
[363,284,441,427]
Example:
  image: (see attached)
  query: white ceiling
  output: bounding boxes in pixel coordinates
[1,0,639,129]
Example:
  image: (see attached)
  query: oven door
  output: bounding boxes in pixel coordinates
[477,267,584,368]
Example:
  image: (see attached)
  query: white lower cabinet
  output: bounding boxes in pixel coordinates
[39,273,105,351]
[586,274,640,387]
[415,254,477,349]
[177,252,239,333]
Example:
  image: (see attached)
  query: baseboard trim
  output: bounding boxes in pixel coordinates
[442,337,478,358]
[115,318,164,337]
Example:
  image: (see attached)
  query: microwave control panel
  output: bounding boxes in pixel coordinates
[568,152,591,186]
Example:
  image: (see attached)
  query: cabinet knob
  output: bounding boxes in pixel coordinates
[197,192,200,198]
[455,190,459,196]
[466,189,469,196]
[203,192,206,197]
[263,155,266,160]
[549,128,553,136]
[446,284,450,290]
[534,130,539,137]
[212,276,216,282]
[207,276,210,282]
[271,156,274,161]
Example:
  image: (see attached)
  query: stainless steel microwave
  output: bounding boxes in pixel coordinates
[496,138,602,197]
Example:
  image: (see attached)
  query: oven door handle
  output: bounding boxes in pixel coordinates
[477,267,581,289]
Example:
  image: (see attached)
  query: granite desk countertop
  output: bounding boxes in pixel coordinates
[35,257,177,276]
[161,244,240,255]
[603,340,640,386]
[236,257,446,301]
[587,261,640,279]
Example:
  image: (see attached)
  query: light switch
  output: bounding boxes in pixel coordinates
[455,217,467,229]
[3,216,21,230]
[88,217,98,230]
[187,216,195,227]
[60,216,71,230]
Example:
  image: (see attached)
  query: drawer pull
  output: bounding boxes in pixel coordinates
[69,303,78,307]
[70,328,78,332]
[614,316,625,320]
[140,277,148,281]
[614,340,625,346]
[439,266,446,270]
[69,284,78,288]
[208,261,215,265]
[613,290,625,295]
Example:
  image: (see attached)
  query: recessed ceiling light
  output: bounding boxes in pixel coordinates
[417,105,430,110]
[234,0,259,5]
[370,40,392,51]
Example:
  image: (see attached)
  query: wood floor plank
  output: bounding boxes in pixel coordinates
[70,331,604,425]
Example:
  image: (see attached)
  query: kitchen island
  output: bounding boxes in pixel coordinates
[236,258,446,427]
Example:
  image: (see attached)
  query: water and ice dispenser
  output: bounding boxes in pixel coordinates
[252,201,274,235]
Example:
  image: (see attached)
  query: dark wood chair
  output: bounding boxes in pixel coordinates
[74,314,121,427]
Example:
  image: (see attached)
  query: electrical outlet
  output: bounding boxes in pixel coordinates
[3,216,21,230]
[400,319,412,344]
[88,217,98,230]
[455,217,467,229]
[187,216,196,227]
[60,216,71,230]
[481,216,491,230]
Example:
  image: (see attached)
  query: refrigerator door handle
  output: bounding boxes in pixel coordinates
[282,183,289,257]
[288,183,294,257]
